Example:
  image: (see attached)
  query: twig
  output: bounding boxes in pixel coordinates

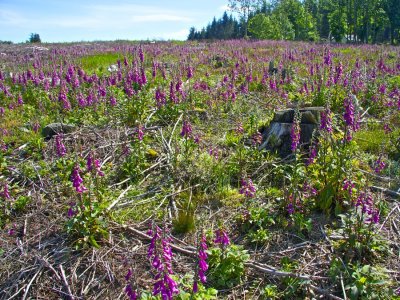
[107,185,133,211]
[244,261,326,280]
[309,284,344,300]
[21,268,42,300]
[379,204,399,232]
[168,113,183,149]
[36,255,61,281]
[59,264,74,300]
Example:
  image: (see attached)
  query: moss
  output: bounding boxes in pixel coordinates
[354,128,386,153]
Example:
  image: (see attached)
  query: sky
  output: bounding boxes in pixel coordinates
[0,0,229,43]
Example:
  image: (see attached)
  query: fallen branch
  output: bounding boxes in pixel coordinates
[370,185,400,199]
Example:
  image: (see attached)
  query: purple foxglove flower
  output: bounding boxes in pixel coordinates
[135,126,144,141]
[55,134,67,157]
[32,122,40,133]
[374,156,386,174]
[383,124,392,134]
[8,223,16,236]
[140,68,147,86]
[70,166,87,193]
[17,94,23,106]
[239,178,256,198]
[180,120,192,138]
[155,89,166,108]
[94,159,104,177]
[252,132,262,146]
[125,284,138,300]
[192,281,198,293]
[139,47,144,63]
[214,229,230,247]
[2,183,10,199]
[187,66,193,79]
[343,179,355,195]
[307,145,317,165]
[290,117,301,152]
[320,109,333,133]
[235,122,244,135]
[169,81,177,103]
[109,96,117,106]
[378,84,386,94]
[287,202,295,215]
[67,202,77,218]
[343,97,359,132]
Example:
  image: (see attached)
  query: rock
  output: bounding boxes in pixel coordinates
[42,123,76,138]
[108,64,118,72]
[260,107,324,157]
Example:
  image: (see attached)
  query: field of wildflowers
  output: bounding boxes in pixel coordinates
[0,40,399,299]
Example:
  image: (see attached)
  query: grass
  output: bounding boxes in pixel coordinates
[78,52,122,73]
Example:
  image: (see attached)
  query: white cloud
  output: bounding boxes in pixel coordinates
[0,3,193,31]
[161,29,189,40]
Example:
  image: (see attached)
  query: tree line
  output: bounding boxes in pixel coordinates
[188,0,400,44]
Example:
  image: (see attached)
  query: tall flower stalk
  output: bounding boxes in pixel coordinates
[193,234,208,293]
[147,224,179,300]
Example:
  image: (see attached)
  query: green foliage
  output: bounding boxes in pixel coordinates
[188,0,398,44]
[241,205,275,244]
[259,284,281,299]
[347,264,393,300]
[66,197,108,248]
[330,259,395,300]
[13,196,31,212]
[248,13,295,40]
[329,9,348,42]
[279,256,308,297]
[207,244,250,288]
[175,275,218,300]
[334,212,388,262]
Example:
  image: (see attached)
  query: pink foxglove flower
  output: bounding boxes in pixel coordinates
[290,115,301,152]
[148,225,179,300]
[2,183,10,199]
[55,134,67,157]
[71,166,87,193]
[214,229,230,247]
[180,120,192,138]
[320,108,333,133]
[239,178,256,198]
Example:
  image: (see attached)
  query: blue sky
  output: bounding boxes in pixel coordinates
[0,0,229,43]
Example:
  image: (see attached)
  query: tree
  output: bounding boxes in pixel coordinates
[228,0,263,38]
[248,12,294,40]
[383,0,400,44]
[275,0,318,41]
[248,13,272,39]
[188,27,196,40]
[29,33,41,43]
[329,9,348,42]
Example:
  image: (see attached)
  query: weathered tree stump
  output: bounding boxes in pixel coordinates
[259,107,324,158]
